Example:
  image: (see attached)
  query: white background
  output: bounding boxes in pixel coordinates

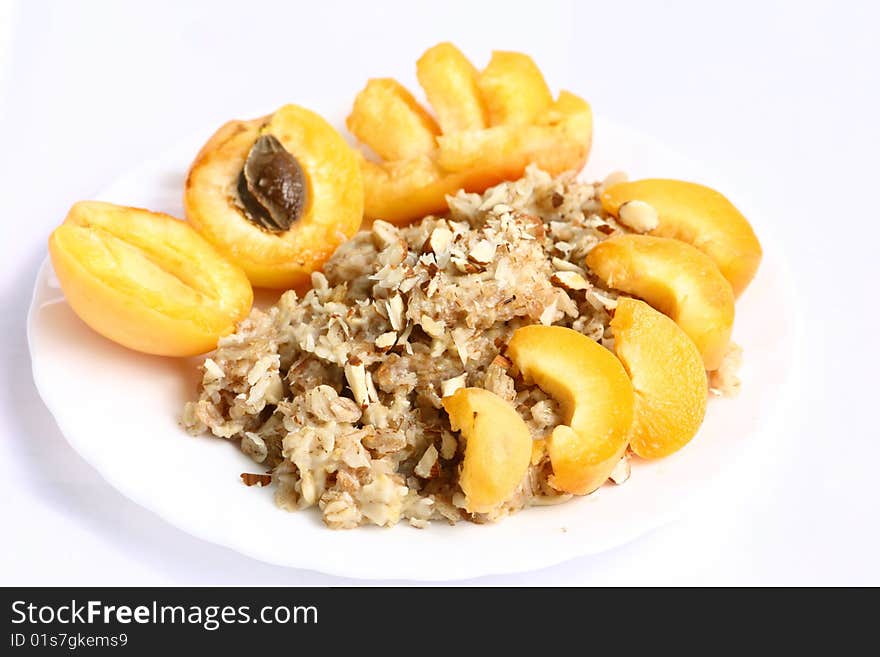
[1,0,878,585]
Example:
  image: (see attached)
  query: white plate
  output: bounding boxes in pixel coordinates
[27,109,800,580]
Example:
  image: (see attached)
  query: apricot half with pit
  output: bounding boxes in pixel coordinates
[585,234,735,371]
[611,298,708,459]
[442,387,533,514]
[349,43,593,225]
[506,326,634,495]
[49,201,253,357]
[185,103,364,289]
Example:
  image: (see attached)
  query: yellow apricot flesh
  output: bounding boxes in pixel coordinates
[506,326,634,495]
[442,387,533,514]
[347,78,440,161]
[600,179,762,296]
[586,234,735,371]
[417,42,488,133]
[351,44,593,226]
[49,201,253,357]
[479,50,553,126]
[611,298,708,458]
[361,91,592,225]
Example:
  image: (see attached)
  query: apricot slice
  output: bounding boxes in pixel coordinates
[350,43,593,225]
[361,94,592,224]
[600,179,762,296]
[417,42,488,133]
[358,154,457,225]
[436,91,592,176]
[506,326,634,495]
[185,103,364,289]
[585,234,735,370]
[49,201,253,357]
[611,298,708,458]
[346,78,440,161]
[479,50,553,126]
[442,387,532,514]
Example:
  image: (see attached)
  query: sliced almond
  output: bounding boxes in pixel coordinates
[491,354,512,370]
[424,226,453,254]
[420,314,446,339]
[378,238,408,267]
[365,369,379,403]
[374,331,397,351]
[539,299,558,326]
[588,288,619,310]
[439,431,458,460]
[468,239,496,265]
[425,276,440,297]
[241,432,268,463]
[451,255,481,274]
[551,257,584,273]
[617,200,659,233]
[344,362,370,407]
[440,373,467,398]
[414,444,439,479]
[203,358,225,381]
[371,220,400,249]
[551,270,589,291]
[385,294,405,332]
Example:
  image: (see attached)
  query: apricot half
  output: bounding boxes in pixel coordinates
[185,103,364,289]
[506,326,634,495]
[49,201,253,357]
[600,179,762,297]
[442,387,532,514]
[611,298,708,458]
[349,44,593,225]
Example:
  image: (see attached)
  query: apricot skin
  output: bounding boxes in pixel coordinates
[49,201,253,357]
[600,179,762,297]
[442,387,533,514]
[586,234,735,371]
[506,325,634,495]
[612,298,708,459]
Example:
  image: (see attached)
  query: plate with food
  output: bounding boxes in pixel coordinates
[28,43,796,579]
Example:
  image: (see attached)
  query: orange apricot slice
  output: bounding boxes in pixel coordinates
[479,50,553,126]
[600,179,762,296]
[346,78,440,161]
[185,103,364,289]
[361,92,592,225]
[350,44,593,226]
[585,234,735,371]
[436,91,593,176]
[506,326,634,495]
[417,42,488,133]
[442,387,533,514]
[611,298,708,458]
[49,201,253,357]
